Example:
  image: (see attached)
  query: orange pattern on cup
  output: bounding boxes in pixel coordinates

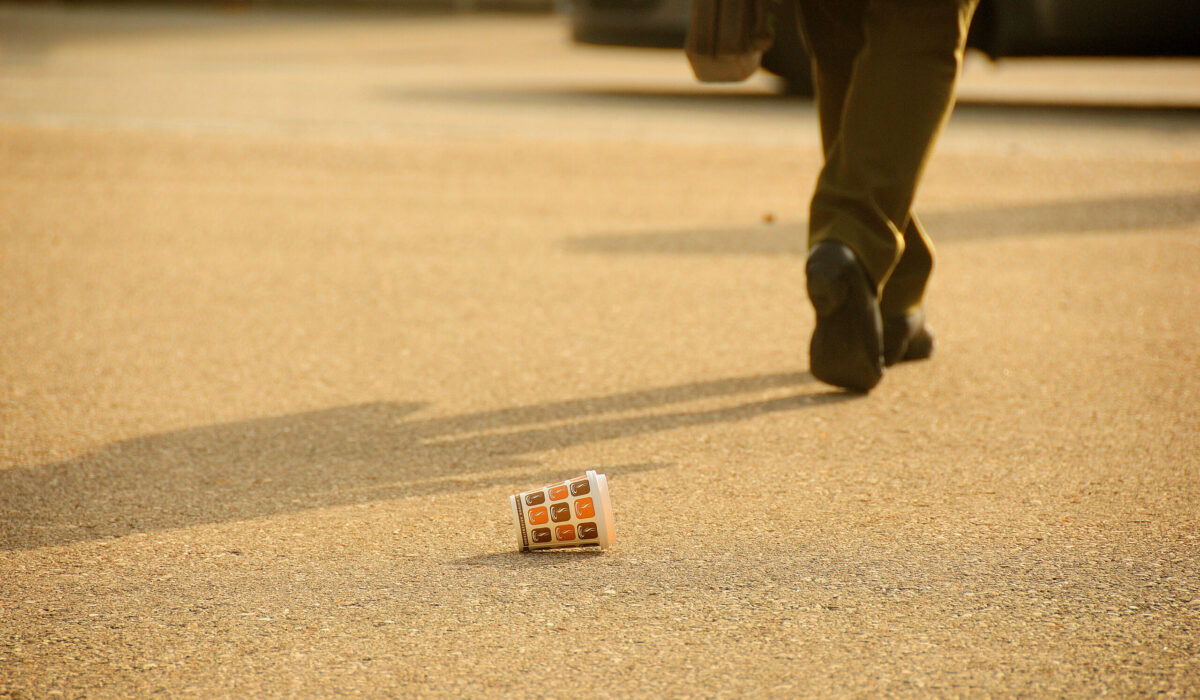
[513,470,610,551]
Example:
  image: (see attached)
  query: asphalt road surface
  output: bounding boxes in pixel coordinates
[2,5,1198,697]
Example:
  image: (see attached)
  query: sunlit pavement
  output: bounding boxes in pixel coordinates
[2,6,1198,696]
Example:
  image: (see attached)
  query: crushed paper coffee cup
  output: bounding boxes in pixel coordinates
[510,470,614,552]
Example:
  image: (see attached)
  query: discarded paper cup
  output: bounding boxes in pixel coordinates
[510,470,614,552]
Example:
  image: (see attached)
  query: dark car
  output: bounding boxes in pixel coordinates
[568,0,1200,94]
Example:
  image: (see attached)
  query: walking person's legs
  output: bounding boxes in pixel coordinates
[797,0,978,391]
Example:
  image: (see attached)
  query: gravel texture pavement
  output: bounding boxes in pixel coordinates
[2,5,1198,696]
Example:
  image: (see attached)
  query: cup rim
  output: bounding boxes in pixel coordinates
[589,470,615,550]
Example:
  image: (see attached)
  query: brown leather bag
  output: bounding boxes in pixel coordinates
[685,0,775,82]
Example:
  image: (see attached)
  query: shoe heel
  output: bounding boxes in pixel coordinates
[806,248,848,317]
[806,241,884,392]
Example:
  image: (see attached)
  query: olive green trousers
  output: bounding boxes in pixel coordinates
[795,0,979,317]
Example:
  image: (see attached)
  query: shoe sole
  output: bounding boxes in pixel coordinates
[806,242,884,393]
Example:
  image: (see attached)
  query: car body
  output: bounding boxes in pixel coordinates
[568,0,1200,94]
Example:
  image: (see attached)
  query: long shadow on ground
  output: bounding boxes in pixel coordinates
[569,192,1200,257]
[1,371,848,551]
[390,83,1200,115]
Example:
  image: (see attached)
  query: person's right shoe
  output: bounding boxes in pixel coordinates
[805,240,884,393]
[882,311,935,366]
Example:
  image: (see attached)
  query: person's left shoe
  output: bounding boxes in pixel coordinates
[806,240,884,393]
[882,311,935,366]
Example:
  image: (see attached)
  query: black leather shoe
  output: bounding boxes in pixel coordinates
[882,311,935,366]
[806,241,883,393]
